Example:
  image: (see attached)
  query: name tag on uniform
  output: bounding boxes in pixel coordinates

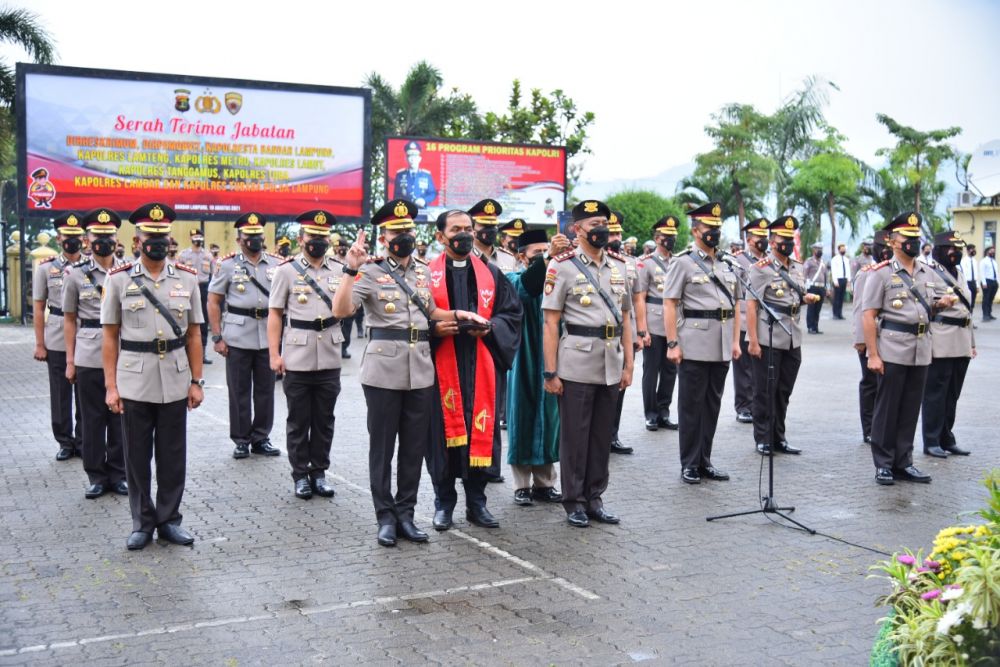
[49,267,61,275]
[126,284,141,294]
[376,275,393,284]
[81,290,98,300]
[128,299,146,310]
[292,285,311,294]
[169,290,190,297]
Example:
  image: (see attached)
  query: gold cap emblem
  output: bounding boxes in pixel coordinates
[907,213,918,226]
[759,220,768,228]
[785,218,794,229]
[150,206,164,221]
[514,220,523,229]
[67,215,78,226]
[314,212,327,225]
[484,201,496,215]
[583,201,598,213]
[393,201,408,218]
[248,213,259,224]
[97,211,110,224]
[609,212,618,224]
[712,204,722,217]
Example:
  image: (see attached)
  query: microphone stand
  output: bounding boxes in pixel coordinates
[706,253,815,534]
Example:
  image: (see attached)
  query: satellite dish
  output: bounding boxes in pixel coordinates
[967,139,1000,199]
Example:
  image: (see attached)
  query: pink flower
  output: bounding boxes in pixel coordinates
[925,559,942,570]
[922,589,941,600]
[897,554,916,566]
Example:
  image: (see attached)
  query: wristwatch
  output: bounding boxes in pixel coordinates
[543,371,558,380]
[211,334,223,343]
[666,339,679,349]
[191,378,206,387]
[342,266,359,276]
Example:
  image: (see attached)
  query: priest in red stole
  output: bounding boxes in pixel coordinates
[426,208,523,531]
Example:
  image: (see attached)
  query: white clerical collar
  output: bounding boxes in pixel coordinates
[452,259,468,268]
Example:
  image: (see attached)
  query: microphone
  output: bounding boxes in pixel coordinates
[716,250,745,273]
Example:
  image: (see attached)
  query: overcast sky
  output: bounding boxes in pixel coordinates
[5,0,999,186]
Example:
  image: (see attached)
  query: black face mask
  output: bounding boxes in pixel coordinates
[388,233,416,258]
[61,237,82,254]
[192,240,203,248]
[862,247,871,256]
[660,236,677,252]
[304,239,329,258]
[115,249,125,259]
[874,245,892,262]
[278,246,290,257]
[607,239,623,252]
[475,227,498,247]
[934,247,961,268]
[968,250,976,257]
[752,237,768,254]
[587,225,610,249]
[813,251,823,259]
[775,240,795,257]
[91,237,115,257]
[132,249,141,259]
[901,238,921,258]
[142,237,169,261]
[528,252,547,266]
[244,237,263,253]
[700,228,721,248]
[448,232,475,256]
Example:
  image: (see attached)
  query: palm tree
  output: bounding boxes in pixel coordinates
[675,170,765,231]
[0,7,54,108]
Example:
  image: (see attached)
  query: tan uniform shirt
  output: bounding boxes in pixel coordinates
[541,247,632,386]
[852,266,874,345]
[208,252,279,350]
[803,256,828,289]
[268,254,345,373]
[662,249,741,363]
[178,246,214,283]
[351,256,437,390]
[733,249,765,333]
[749,257,806,350]
[32,254,76,351]
[861,259,936,366]
[100,261,202,403]
[477,247,517,273]
[926,262,975,358]
[623,253,639,339]
[635,251,672,337]
[62,257,125,368]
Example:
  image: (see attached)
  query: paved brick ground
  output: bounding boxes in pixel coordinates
[0,308,996,665]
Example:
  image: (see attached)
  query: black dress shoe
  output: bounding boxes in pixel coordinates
[397,520,429,543]
[56,447,74,461]
[736,411,753,424]
[127,531,152,551]
[432,509,453,531]
[681,468,701,484]
[232,443,250,459]
[924,446,949,459]
[644,418,659,431]
[863,435,872,445]
[942,444,970,456]
[311,477,336,498]
[85,483,106,499]
[377,524,396,547]
[756,442,772,455]
[203,357,213,364]
[466,506,499,528]
[657,416,678,430]
[586,507,620,524]
[111,479,129,495]
[250,439,281,456]
[566,510,590,527]
[876,468,894,485]
[610,439,633,455]
[532,487,563,503]
[513,488,534,506]
[893,466,932,483]
[158,523,194,545]
[699,466,730,481]
[774,441,802,455]
[486,473,505,484]
[294,478,313,499]
[341,348,352,359]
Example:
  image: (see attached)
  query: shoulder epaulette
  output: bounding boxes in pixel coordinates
[175,263,197,275]
[219,252,237,262]
[874,260,892,271]
[72,259,89,268]
[497,247,513,257]
[553,251,575,262]
[267,252,282,260]
[754,257,771,268]
[732,249,745,256]
[365,256,384,264]
[674,249,691,257]
[39,256,56,264]
[607,250,626,262]
[109,262,133,275]
[414,256,429,265]
[279,257,294,265]
[640,253,653,260]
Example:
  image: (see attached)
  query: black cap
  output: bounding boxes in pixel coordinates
[296,210,336,235]
[768,215,799,238]
[933,230,966,248]
[129,203,176,234]
[652,216,679,236]
[885,211,922,237]
[517,229,549,249]
[53,211,84,236]
[372,199,417,230]
[80,208,122,234]
[468,199,502,224]
[234,211,267,234]
[500,218,526,236]
[743,217,770,236]
[571,200,611,222]
[687,201,723,226]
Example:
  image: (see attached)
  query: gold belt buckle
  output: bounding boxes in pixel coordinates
[156,338,167,354]
[316,316,325,331]
[790,304,799,317]
[917,323,927,337]
[604,324,616,340]
[254,309,263,320]
[409,326,419,345]
[719,309,728,323]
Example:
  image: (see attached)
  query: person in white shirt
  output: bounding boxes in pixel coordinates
[918,243,932,263]
[960,245,978,308]
[981,246,998,321]
[830,244,851,320]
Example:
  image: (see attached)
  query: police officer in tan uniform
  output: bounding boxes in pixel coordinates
[208,212,281,460]
[101,203,204,550]
[635,216,681,433]
[862,212,956,485]
[746,216,821,455]
[63,208,128,498]
[731,218,770,423]
[606,210,639,455]
[470,199,517,273]
[178,228,214,362]
[662,202,741,485]
[803,242,828,334]
[268,210,345,500]
[921,230,975,458]
[542,199,634,527]
[852,230,893,444]
[32,212,84,460]
[499,218,526,256]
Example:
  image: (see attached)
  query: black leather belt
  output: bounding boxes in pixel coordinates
[289,317,339,331]
[645,296,664,305]
[881,320,928,337]
[121,338,186,353]
[369,327,431,342]
[763,301,800,316]
[227,305,268,319]
[683,308,734,321]
[48,306,64,316]
[79,318,101,328]
[933,315,971,328]
[565,323,623,339]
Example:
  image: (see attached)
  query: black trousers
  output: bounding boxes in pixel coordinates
[731,330,754,414]
[363,385,432,526]
[677,360,728,469]
[121,398,187,533]
[612,385,626,439]
[857,349,877,440]
[870,362,928,470]
[45,349,82,449]
[77,367,124,486]
[354,306,365,336]
[198,282,210,351]
[282,369,341,481]
[340,318,353,352]
[225,347,275,446]
[750,345,801,446]
[832,278,848,318]
[983,279,998,319]
[558,380,618,514]
[921,356,971,450]
[497,371,507,424]
[967,281,978,312]
[642,334,678,421]
[435,469,489,513]
[806,286,825,331]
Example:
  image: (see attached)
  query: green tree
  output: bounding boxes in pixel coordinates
[605,190,690,249]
